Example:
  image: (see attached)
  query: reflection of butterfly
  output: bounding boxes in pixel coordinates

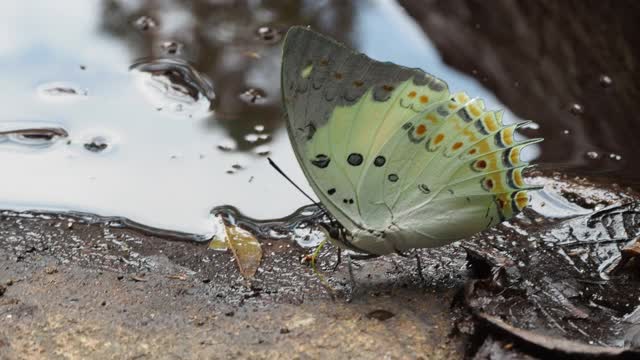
[281,27,541,256]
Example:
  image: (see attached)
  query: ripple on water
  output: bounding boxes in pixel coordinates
[130,58,215,116]
[37,82,88,102]
[0,122,68,149]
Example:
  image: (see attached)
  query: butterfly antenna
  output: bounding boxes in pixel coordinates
[267,157,322,208]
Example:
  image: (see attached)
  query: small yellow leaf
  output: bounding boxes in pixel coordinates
[225,224,262,279]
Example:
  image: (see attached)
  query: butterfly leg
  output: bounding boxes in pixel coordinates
[346,254,357,302]
[414,252,426,283]
[331,248,342,272]
[396,249,426,283]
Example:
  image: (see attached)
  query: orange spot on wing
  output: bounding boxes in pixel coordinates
[513,169,525,187]
[416,124,427,135]
[470,105,481,117]
[334,72,343,79]
[434,134,445,144]
[510,148,520,165]
[425,114,437,123]
[502,128,515,146]
[419,95,429,104]
[476,160,487,169]
[468,148,477,155]
[483,115,498,132]
[408,91,416,98]
[514,191,529,210]
[485,178,494,189]
[452,142,463,150]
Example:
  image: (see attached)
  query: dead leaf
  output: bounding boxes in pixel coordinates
[213,221,262,279]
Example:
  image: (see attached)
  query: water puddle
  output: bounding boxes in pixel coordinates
[0,0,573,241]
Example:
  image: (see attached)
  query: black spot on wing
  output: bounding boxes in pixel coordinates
[388,174,399,182]
[311,154,330,168]
[373,156,386,167]
[347,153,363,166]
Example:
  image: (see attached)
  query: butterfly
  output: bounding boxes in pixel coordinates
[281,26,541,256]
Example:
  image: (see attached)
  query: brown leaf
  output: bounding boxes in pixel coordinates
[216,223,262,279]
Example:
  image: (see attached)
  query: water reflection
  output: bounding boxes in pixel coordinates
[0,0,540,238]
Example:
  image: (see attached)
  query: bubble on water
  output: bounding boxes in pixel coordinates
[244,133,259,143]
[599,75,613,88]
[569,103,584,116]
[84,136,109,153]
[239,88,266,104]
[256,26,281,43]
[37,82,88,102]
[254,124,265,132]
[258,134,270,141]
[586,151,600,160]
[609,153,622,161]
[254,145,271,156]
[130,58,215,116]
[160,41,183,55]
[562,129,570,135]
[134,16,157,31]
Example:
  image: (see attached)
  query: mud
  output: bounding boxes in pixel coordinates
[2,172,640,359]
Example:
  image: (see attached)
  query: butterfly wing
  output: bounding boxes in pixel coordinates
[282,26,449,234]
[282,27,540,254]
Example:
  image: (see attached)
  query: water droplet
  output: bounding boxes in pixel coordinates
[231,164,243,170]
[562,129,570,135]
[239,88,266,104]
[134,16,157,31]
[80,65,86,70]
[258,134,270,141]
[569,103,584,115]
[586,151,599,159]
[599,75,613,88]
[256,26,281,43]
[254,145,271,156]
[609,153,622,161]
[244,134,259,143]
[160,41,183,55]
[254,124,265,132]
[130,58,215,116]
[84,136,109,153]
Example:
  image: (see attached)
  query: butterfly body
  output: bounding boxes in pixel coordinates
[282,27,540,255]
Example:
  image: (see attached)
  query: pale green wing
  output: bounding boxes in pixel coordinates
[374,96,541,245]
[282,26,540,249]
[281,26,449,233]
